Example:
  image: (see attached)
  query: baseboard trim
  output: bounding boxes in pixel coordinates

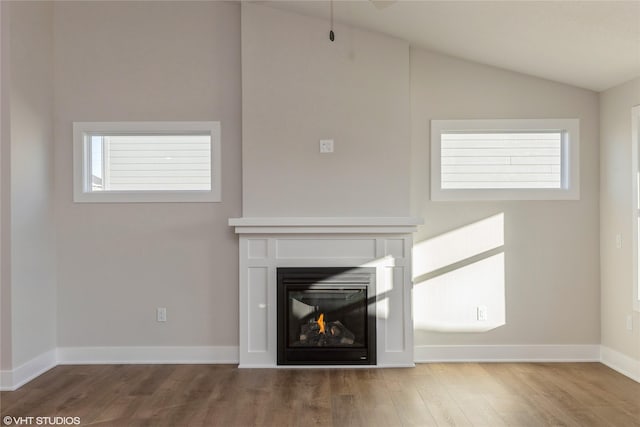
[414,344,601,363]
[237,363,416,369]
[600,346,640,383]
[0,349,57,391]
[57,346,239,365]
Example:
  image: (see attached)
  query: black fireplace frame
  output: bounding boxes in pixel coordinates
[277,267,376,365]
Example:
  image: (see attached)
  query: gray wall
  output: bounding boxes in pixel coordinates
[600,77,640,360]
[0,0,11,371]
[53,1,242,348]
[0,2,612,362]
[240,5,602,348]
[241,4,411,217]
[2,1,57,369]
[410,49,601,347]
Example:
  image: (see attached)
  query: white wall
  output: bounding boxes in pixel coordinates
[53,2,242,348]
[241,4,411,217]
[410,49,601,347]
[600,77,640,361]
[2,1,57,369]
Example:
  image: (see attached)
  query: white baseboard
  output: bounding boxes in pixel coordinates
[237,364,416,369]
[414,344,601,363]
[0,348,57,391]
[57,346,239,365]
[600,345,640,383]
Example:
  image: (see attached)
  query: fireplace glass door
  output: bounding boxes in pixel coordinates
[277,267,376,365]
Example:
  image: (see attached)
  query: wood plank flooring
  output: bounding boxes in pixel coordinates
[1,363,638,426]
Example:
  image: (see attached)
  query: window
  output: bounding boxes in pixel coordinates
[431,119,579,201]
[632,106,640,311]
[73,121,221,203]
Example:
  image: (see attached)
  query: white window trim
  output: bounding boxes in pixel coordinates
[631,105,640,312]
[73,121,221,203]
[430,118,580,201]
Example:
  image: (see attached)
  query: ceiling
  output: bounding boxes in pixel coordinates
[264,0,640,92]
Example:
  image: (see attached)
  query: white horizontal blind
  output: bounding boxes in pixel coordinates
[96,134,211,191]
[440,132,562,189]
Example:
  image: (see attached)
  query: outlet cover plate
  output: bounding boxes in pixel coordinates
[319,139,334,153]
[477,306,488,321]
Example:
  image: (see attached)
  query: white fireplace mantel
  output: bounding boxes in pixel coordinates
[229,216,423,368]
[229,217,423,235]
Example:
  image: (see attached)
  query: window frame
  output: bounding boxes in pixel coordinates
[73,121,221,203]
[631,106,640,311]
[430,118,580,201]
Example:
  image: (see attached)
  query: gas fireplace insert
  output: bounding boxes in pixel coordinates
[277,267,376,365]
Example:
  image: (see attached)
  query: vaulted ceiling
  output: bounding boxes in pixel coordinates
[265,0,640,92]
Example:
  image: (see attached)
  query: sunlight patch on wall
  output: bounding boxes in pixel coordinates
[414,253,505,332]
[413,214,506,332]
[413,213,504,279]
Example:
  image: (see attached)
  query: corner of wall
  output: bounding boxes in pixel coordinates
[599,77,640,364]
[0,0,13,374]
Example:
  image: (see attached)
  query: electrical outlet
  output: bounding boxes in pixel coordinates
[626,314,633,331]
[616,233,622,249]
[477,306,488,321]
[157,307,167,322]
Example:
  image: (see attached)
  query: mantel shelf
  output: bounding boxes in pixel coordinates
[228,217,423,234]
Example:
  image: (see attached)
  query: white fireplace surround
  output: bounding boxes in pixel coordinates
[229,217,423,368]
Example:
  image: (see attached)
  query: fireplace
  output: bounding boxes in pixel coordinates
[229,216,421,367]
[277,267,376,365]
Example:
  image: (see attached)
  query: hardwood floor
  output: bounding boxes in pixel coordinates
[1,363,638,426]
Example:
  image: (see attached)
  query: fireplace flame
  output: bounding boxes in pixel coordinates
[317,313,326,334]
